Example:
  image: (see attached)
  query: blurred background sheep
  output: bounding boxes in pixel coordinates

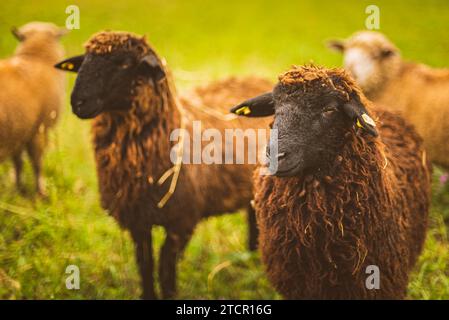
[0,0,448,300]
[327,31,449,171]
[0,22,66,196]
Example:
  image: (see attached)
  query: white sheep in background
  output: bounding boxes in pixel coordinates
[0,22,67,195]
[328,31,449,170]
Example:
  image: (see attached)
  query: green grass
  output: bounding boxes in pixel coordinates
[0,0,448,299]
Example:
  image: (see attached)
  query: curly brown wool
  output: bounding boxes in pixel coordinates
[253,66,431,299]
[84,32,272,299]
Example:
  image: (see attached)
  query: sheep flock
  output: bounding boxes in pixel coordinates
[0,19,447,300]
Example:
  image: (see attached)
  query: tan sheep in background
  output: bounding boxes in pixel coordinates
[0,22,67,195]
[327,31,449,169]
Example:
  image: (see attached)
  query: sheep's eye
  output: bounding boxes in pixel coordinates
[117,58,133,69]
[322,107,338,118]
[379,49,394,59]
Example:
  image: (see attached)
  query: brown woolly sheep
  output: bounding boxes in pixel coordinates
[327,31,449,169]
[55,31,272,299]
[231,65,431,299]
[0,22,67,195]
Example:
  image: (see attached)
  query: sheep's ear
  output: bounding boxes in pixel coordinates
[230,92,274,117]
[11,27,25,41]
[326,39,345,52]
[342,99,378,137]
[139,54,166,82]
[54,55,85,73]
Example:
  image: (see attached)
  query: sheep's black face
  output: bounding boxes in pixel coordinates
[55,51,165,119]
[230,73,378,177]
[268,86,352,176]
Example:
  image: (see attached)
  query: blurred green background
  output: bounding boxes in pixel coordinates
[0,0,448,299]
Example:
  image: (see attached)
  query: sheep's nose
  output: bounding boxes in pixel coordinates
[266,145,287,159]
[277,152,287,159]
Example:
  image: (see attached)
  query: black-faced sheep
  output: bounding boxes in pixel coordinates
[0,22,67,195]
[327,31,449,169]
[55,31,272,299]
[231,65,431,299]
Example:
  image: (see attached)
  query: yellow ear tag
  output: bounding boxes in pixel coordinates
[61,62,74,70]
[357,113,376,129]
[235,106,251,115]
[361,113,376,127]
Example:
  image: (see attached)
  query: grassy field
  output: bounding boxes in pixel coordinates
[0,0,448,299]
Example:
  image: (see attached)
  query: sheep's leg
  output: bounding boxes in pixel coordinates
[130,226,157,300]
[247,203,259,251]
[159,229,193,299]
[26,134,46,197]
[12,152,25,194]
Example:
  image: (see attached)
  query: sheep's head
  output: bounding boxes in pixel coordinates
[11,22,68,42]
[327,31,401,97]
[54,32,166,119]
[231,65,378,177]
